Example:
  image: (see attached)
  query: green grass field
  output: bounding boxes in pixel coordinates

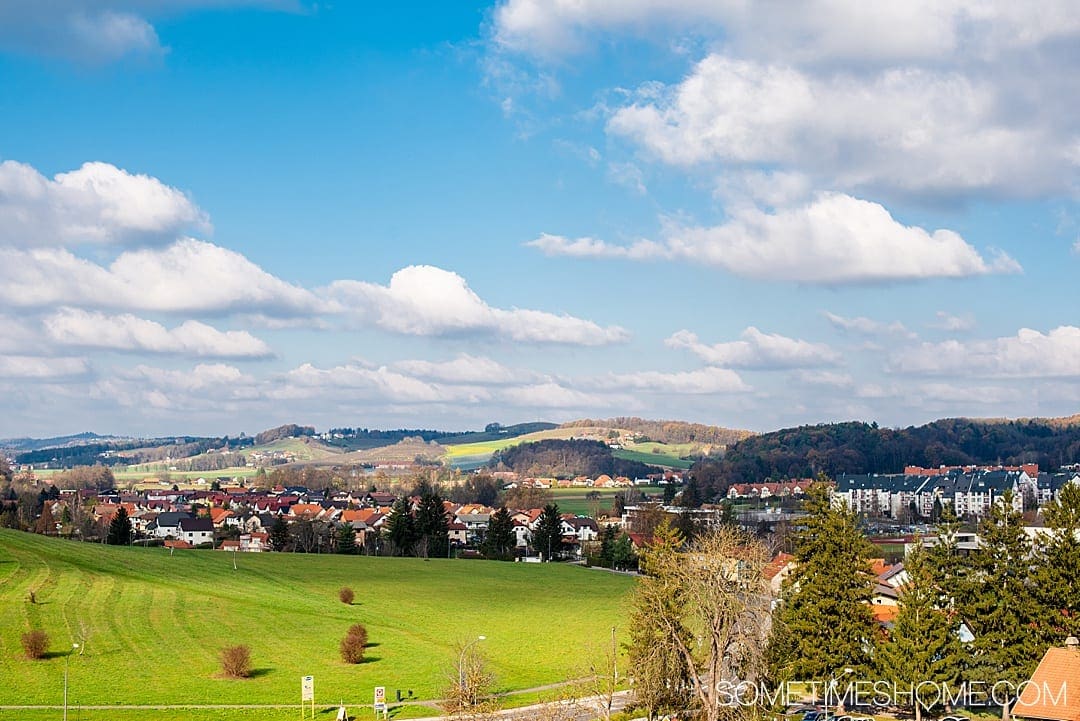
[0,530,634,716]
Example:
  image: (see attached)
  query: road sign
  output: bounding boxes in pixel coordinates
[302,676,314,701]
[374,686,386,709]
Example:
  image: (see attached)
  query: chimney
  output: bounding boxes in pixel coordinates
[1066,636,1080,651]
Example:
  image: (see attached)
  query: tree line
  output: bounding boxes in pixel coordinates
[689,418,1080,497]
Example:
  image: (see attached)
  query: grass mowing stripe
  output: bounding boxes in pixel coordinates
[2,530,633,708]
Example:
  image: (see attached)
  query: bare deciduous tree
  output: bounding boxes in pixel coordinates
[632,526,773,721]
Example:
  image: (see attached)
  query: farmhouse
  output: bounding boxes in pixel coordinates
[176,518,214,546]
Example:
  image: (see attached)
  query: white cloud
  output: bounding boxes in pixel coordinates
[43,308,273,359]
[0,355,90,379]
[498,382,611,409]
[588,366,750,394]
[532,194,1018,283]
[277,362,469,404]
[930,311,976,332]
[0,160,209,246]
[608,56,1076,199]
[0,3,292,63]
[792,370,854,388]
[823,311,916,339]
[666,327,840,369]
[889,326,1080,378]
[393,355,522,385]
[527,233,670,261]
[0,239,325,316]
[606,161,647,195]
[494,1,1080,64]
[327,265,628,345]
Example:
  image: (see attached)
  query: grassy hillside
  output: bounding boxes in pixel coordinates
[0,530,633,712]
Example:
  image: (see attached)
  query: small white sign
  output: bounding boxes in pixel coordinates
[302,675,314,702]
[374,686,386,710]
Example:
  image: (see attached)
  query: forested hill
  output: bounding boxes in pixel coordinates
[491,439,661,479]
[561,417,752,446]
[690,418,1080,498]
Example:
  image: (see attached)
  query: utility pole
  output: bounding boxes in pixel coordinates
[63,643,79,721]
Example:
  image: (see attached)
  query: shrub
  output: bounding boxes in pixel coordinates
[220,645,252,678]
[340,623,367,664]
[338,586,355,605]
[21,630,48,660]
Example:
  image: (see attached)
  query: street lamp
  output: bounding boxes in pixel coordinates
[63,642,79,721]
[458,635,486,704]
[822,667,853,720]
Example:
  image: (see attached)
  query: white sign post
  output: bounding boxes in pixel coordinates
[374,686,387,718]
[301,676,314,719]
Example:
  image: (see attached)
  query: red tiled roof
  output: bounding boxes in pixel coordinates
[1014,646,1080,721]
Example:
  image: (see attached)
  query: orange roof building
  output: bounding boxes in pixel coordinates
[1014,638,1080,721]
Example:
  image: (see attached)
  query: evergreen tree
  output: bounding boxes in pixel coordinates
[598,524,617,567]
[768,482,877,682]
[383,496,418,556]
[269,516,290,551]
[678,478,703,508]
[960,491,1039,720]
[923,502,970,691]
[106,506,132,545]
[876,543,964,721]
[611,533,636,571]
[627,520,692,719]
[336,523,357,554]
[1032,482,1080,643]
[662,483,677,505]
[532,503,565,561]
[415,491,449,558]
[481,506,515,560]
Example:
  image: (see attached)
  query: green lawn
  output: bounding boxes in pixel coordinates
[0,530,634,712]
[612,447,694,470]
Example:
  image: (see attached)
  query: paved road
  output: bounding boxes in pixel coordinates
[0,689,635,721]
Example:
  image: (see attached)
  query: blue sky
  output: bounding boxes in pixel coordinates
[0,1,1078,437]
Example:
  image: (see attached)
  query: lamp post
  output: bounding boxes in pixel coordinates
[823,667,853,721]
[63,643,79,721]
[458,635,486,704]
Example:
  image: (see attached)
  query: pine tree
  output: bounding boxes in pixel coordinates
[532,503,565,561]
[107,506,132,545]
[481,507,515,560]
[611,533,636,571]
[336,523,357,554]
[876,543,964,721]
[923,501,970,694]
[960,491,1038,720]
[384,496,418,557]
[599,524,617,567]
[768,482,877,682]
[269,516,290,551]
[416,492,449,558]
[1031,482,1080,644]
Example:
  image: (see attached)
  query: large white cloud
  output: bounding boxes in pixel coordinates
[608,56,1076,199]
[327,265,628,345]
[393,354,523,385]
[494,0,1080,63]
[0,160,209,246]
[530,193,1018,283]
[667,328,840,369]
[889,326,1080,378]
[0,238,325,315]
[43,308,273,359]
